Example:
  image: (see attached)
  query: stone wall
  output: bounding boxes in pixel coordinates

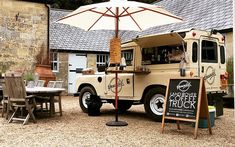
[87,54,97,71]
[54,52,68,93]
[225,32,233,59]
[0,1,48,73]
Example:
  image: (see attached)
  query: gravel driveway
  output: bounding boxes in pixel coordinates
[0,96,234,147]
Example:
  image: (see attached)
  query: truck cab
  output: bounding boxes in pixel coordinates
[76,29,227,121]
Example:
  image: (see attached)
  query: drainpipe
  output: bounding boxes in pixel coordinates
[45,4,50,65]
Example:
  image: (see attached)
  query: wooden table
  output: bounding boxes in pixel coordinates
[26,87,65,116]
[106,69,151,74]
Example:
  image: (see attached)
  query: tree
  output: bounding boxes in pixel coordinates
[21,0,158,10]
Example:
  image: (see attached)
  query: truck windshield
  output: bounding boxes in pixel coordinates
[142,44,186,65]
[201,40,218,63]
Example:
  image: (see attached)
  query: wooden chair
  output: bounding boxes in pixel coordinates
[54,81,63,116]
[1,82,10,119]
[34,79,49,113]
[54,81,63,88]
[27,81,35,88]
[34,80,49,113]
[5,74,36,125]
[35,80,45,87]
[47,81,56,88]
[35,81,55,113]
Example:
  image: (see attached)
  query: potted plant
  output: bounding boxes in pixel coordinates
[24,71,34,81]
[34,43,55,85]
[23,70,35,87]
[35,43,50,65]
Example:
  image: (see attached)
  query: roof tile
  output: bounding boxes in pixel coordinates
[50,0,232,51]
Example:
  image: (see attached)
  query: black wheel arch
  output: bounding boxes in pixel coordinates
[78,83,97,94]
[140,85,167,103]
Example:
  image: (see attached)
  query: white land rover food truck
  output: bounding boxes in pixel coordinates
[75,29,227,121]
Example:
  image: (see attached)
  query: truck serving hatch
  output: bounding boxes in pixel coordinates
[133,32,184,48]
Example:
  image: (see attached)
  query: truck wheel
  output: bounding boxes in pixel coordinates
[79,86,97,113]
[112,100,132,113]
[144,87,165,121]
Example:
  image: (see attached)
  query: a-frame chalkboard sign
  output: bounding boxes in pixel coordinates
[161,77,212,139]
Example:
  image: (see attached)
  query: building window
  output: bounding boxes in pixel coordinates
[96,54,109,68]
[51,52,59,72]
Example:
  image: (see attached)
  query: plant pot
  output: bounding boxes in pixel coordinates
[34,64,56,86]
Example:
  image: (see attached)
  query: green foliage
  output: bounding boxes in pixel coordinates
[227,57,233,84]
[22,0,158,10]
[24,71,34,81]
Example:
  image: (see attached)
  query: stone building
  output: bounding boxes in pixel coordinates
[0,0,49,73]
[50,0,233,95]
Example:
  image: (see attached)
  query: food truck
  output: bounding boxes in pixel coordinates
[75,29,227,121]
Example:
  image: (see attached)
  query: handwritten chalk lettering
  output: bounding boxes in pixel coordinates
[169,92,197,109]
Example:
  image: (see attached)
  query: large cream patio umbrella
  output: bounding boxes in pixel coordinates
[58,0,183,126]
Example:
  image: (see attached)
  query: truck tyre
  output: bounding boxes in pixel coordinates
[144,87,166,121]
[79,86,97,113]
[112,100,132,113]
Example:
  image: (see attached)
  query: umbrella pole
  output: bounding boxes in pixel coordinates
[106,66,128,126]
[115,67,118,122]
[106,7,127,127]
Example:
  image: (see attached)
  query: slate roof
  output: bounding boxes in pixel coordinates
[50,9,137,53]
[141,0,233,36]
[50,0,233,52]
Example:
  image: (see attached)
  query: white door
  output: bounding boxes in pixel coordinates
[68,54,87,94]
[199,37,221,92]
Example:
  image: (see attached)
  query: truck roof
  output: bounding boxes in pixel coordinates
[121,28,224,48]
[133,32,184,48]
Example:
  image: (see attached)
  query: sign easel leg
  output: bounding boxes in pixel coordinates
[194,120,199,139]
[203,85,212,135]
[177,121,181,130]
[161,118,165,133]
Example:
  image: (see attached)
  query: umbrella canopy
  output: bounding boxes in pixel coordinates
[58,0,183,32]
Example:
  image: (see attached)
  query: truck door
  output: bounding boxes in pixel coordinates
[199,37,221,91]
[105,49,134,98]
[105,73,134,98]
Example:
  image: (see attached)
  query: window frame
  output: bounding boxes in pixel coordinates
[51,52,59,72]
[96,54,109,68]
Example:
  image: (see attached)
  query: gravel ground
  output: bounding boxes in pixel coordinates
[0,96,234,147]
